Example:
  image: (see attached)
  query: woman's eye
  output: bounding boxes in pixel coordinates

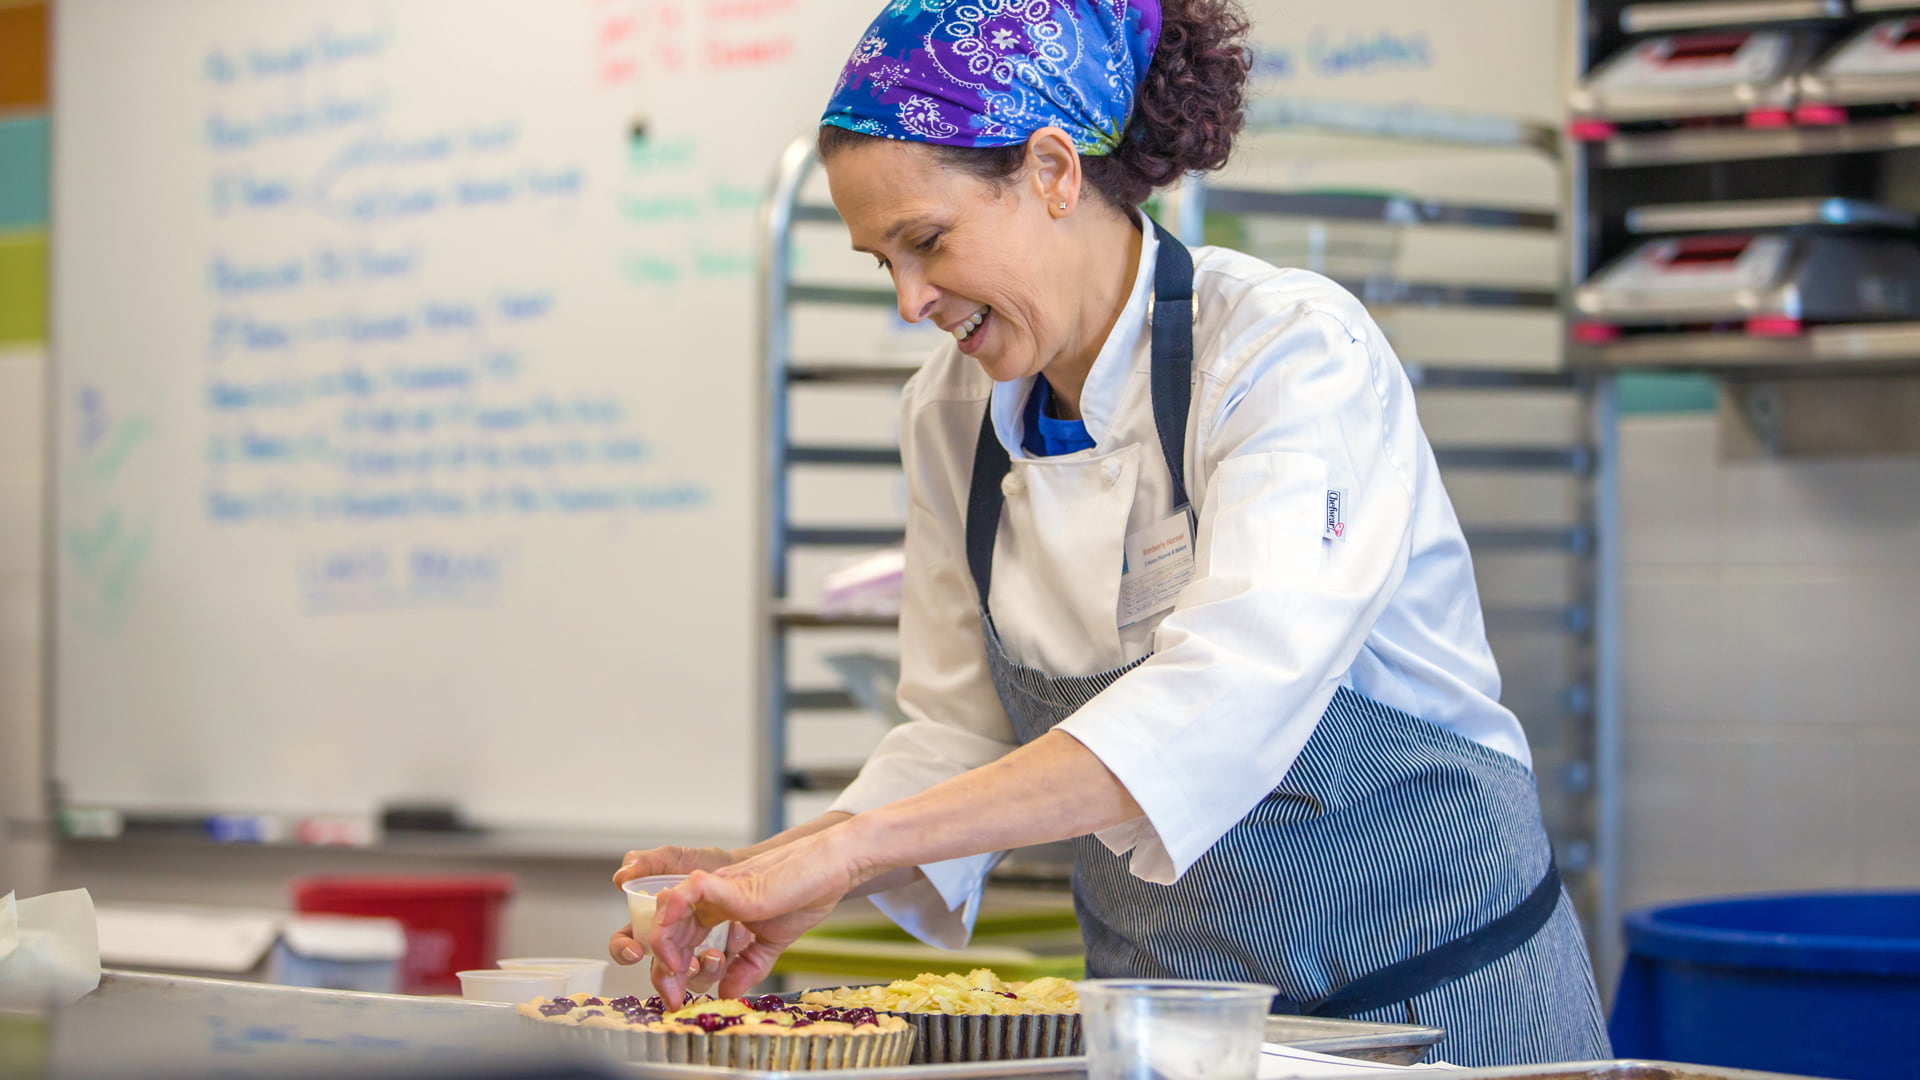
[873,256,890,271]
[913,233,942,254]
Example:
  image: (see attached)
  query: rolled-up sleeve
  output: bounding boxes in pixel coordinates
[828,382,1015,948]
[1056,309,1417,884]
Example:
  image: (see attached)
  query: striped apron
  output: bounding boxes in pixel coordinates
[963,221,1612,1067]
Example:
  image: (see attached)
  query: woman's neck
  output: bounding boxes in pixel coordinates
[1041,207,1144,421]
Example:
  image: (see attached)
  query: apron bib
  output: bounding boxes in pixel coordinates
[961,219,1610,1067]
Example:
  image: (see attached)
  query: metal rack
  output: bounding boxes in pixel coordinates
[1572,0,1920,385]
[756,112,1618,969]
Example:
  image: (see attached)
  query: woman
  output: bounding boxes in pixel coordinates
[611,0,1611,1064]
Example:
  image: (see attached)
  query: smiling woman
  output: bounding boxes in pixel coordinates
[612,0,1613,1066]
[814,0,1247,402]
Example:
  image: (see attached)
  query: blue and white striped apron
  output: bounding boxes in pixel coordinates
[964,221,1611,1067]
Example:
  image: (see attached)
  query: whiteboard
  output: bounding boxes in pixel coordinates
[50,0,890,833]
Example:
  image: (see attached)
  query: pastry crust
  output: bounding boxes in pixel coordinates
[801,970,1080,1016]
[518,993,909,1036]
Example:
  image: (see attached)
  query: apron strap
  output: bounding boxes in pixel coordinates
[1289,859,1564,1019]
[965,216,1195,611]
[1147,217,1194,515]
[965,405,1013,616]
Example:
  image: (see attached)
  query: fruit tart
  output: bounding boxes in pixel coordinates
[517,992,914,1068]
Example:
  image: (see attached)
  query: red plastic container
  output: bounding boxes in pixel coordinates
[293,875,514,994]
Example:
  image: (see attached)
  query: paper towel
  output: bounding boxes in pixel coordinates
[0,889,103,1009]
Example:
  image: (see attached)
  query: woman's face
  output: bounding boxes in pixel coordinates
[824,138,1070,384]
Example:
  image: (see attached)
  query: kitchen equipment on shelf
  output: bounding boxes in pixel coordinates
[1571,27,1824,137]
[1796,16,1920,122]
[1575,232,1920,339]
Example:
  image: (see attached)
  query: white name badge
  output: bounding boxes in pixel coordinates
[1118,508,1195,628]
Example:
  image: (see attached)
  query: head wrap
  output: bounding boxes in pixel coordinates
[821,0,1162,156]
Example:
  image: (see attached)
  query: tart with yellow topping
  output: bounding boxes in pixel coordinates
[800,970,1081,1064]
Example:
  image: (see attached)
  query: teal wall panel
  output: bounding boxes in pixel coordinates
[0,115,49,229]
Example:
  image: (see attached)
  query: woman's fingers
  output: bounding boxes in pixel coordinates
[685,949,727,993]
[608,923,645,965]
[724,920,754,958]
[646,878,713,1006]
[647,842,857,1003]
[715,938,785,999]
[613,845,736,887]
[613,847,682,887]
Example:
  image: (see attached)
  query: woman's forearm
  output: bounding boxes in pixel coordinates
[842,730,1141,879]
[737,810,920,896]
[734,811,852,860]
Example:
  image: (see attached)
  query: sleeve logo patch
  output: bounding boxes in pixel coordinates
[1324,488,1349,541]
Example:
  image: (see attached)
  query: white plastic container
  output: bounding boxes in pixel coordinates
[267,914,406,994]
[621,875,729,965]
[455,967,569,1003]
[1078,979,1275,1080]
[497,957,609,996]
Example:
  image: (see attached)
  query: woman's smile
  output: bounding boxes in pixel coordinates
[948,305,992,355]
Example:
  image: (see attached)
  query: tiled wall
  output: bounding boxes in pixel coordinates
[1617,414,1920,912]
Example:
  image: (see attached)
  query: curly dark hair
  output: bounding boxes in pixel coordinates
[817,0,1251,209]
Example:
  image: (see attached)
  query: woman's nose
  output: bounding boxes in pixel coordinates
[894,269,938,325]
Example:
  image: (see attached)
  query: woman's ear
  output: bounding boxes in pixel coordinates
[1024,127,1082,217]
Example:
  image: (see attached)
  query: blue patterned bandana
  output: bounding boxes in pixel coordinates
[821,0,1162,156]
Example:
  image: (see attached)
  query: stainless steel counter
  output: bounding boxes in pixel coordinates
[38,973,1824,1080]
[46,970,561,1078]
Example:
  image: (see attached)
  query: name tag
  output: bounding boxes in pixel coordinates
[1118,508,1195,628]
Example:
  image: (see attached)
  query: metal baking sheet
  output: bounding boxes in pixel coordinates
[624,1059,1823,1080]
[1261,1016,1445,1066]
[1626,197,1918,233]
[620,1016,1443,1080]
[1395,1062,1820,1080]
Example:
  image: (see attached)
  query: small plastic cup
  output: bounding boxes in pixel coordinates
[1078,979,1276,1080]
[621,875,729,966]
[497,957,609,996]
[455,968,569,1004]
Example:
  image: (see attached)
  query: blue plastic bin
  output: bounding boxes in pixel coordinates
[1610,892,1920,1080]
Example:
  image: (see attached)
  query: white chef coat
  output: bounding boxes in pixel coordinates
[828,221,1529,949]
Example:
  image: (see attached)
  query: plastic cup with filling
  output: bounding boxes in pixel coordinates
[621,875,729,968]
[497,957,609,996]
[1078,979,1276,1080]
[455,968,570,1004]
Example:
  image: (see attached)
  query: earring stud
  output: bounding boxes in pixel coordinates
[1058,202,1067,210]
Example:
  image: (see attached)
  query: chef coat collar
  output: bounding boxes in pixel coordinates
[990,210,1159,460]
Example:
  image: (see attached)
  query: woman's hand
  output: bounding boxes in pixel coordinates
[647,825,878,1006]
[612,844,737,890]
[607,845,739,967]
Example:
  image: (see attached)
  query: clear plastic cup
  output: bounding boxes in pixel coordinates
[455,968,569,1003]
[621,875,729,967]
[1078,979,1276,1080]
[497,957,609,996]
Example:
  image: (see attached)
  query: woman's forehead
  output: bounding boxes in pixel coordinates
[827,142,968,235]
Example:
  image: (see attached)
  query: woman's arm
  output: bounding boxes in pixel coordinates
[609,812,921,967]
[847,729,1142,871]
[646,729,1139,1002]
